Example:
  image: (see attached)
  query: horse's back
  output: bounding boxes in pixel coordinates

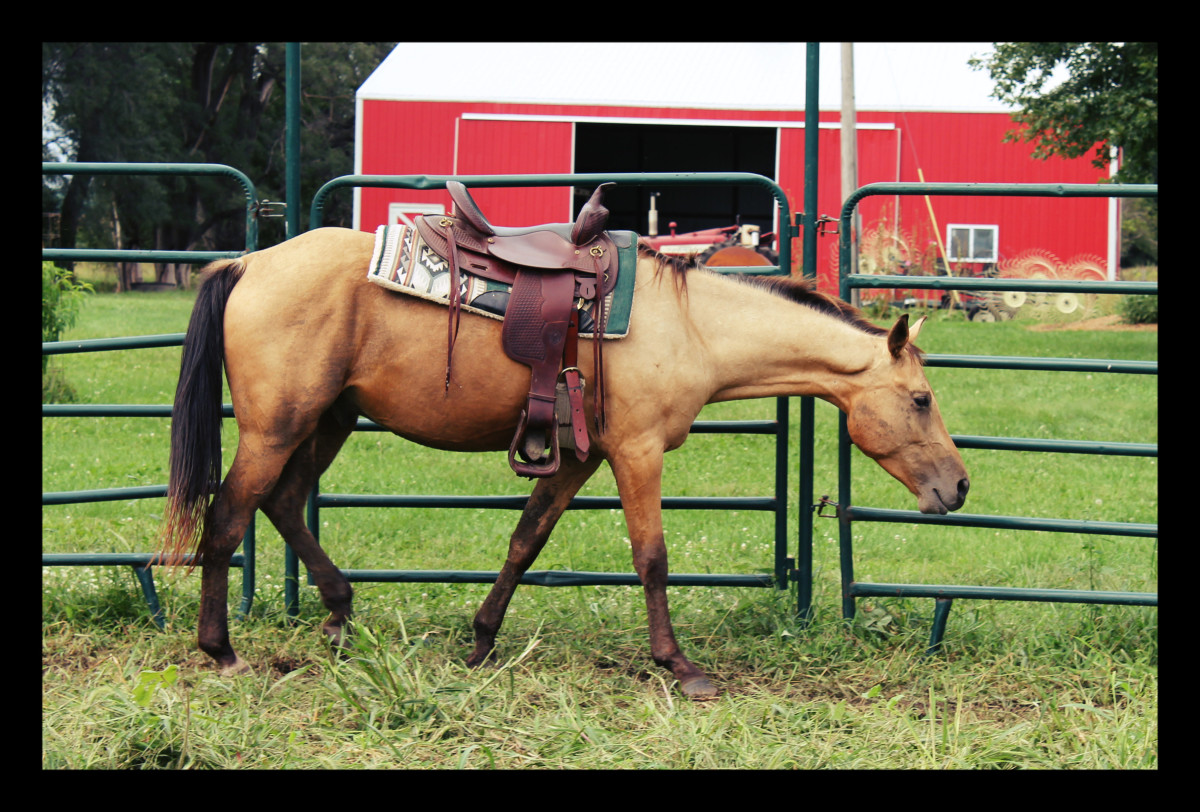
[222,227,533,450]
[231,227,373,298]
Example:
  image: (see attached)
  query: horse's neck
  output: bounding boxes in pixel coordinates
[689,272,880,410]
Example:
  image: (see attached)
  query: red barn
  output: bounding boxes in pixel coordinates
[354,44,1117,294]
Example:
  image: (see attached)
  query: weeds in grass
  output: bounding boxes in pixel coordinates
[41,587,1157,768]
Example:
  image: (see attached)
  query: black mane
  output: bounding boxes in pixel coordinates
[636,243,893,341]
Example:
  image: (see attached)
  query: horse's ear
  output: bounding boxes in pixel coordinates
[908,315,927,345]
[887,314,910,358]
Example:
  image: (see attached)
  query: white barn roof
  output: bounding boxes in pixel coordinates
[357,42,1015,113]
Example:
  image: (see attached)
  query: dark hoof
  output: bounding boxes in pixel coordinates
[680,675,719,700]
[322,623,349,649]
[465,647,497,669]
[322,622,353,660]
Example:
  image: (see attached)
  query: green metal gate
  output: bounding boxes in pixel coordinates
[835,181,1158,652]
[41,161,261,627]
[42,47,1156,664]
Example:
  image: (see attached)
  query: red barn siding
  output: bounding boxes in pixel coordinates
[357,100,460,229]
[358,100,1113,294]
[866,110,1110,266]
[454,118,573,226]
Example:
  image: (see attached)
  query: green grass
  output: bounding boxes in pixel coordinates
[43,289,1157,769]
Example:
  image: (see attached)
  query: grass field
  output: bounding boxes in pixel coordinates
[42,282,1157,769]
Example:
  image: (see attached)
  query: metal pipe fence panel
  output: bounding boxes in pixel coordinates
[42,166,816,633]
[835,181,1158,652]
[41,162,260,624]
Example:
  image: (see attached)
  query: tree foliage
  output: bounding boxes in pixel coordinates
[970,42,1157,185]
[42,42,396,277]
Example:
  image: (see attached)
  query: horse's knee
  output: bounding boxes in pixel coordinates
[631,539,669,585]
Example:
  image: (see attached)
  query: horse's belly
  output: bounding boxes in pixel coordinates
[346,294,543,452]
[352,380,530,453]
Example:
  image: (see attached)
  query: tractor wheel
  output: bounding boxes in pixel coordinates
[698,244,778,269]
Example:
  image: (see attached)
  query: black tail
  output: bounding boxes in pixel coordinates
[155,259,245,568]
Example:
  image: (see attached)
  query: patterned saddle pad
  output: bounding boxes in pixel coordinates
[366,224,636,338]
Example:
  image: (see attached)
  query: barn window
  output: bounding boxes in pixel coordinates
[947,224,998,262]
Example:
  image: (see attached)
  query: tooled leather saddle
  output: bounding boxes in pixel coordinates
[415,182,621,478]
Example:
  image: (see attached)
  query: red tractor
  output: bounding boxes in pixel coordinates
[638,195,780,269]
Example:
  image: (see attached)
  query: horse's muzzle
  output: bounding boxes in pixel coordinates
[937,477,970,513]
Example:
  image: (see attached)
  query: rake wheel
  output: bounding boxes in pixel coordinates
[1061,254,1108,282]
[857,228,914,275]
[997,249,1062,312]
[999,248,1061,279]
[1053,292,1081,314]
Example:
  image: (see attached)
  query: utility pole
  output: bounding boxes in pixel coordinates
[840,43,861,307]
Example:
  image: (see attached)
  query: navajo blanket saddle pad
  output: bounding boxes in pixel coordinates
[366,223,636,338]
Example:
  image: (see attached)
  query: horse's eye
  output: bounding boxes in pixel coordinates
[913,393,931,409]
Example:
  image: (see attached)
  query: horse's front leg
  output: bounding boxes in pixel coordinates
[467,454,602,668]
[610,447,718,700]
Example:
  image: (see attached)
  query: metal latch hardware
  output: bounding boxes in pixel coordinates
[255,199,287,218]
[814,495,841,518]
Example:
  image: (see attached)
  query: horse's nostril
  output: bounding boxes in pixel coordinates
[958,478,970,500]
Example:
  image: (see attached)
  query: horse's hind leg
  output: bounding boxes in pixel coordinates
[197,445,294,675]
[199,414,353,674]
[467,454,602,668]
[258,411,356,647]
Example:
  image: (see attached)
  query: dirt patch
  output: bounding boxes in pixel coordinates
[1028,314,1157,332]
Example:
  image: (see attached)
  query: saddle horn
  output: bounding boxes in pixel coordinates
[447,180,495,236]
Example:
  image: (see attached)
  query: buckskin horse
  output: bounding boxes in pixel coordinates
[158,209,968,700]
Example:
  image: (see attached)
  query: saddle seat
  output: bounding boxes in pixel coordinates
[415,182,621,478]
[447,180,615,274]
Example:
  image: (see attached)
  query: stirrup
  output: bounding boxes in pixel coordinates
[508,409,561,478]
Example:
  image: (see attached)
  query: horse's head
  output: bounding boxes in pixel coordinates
[844,314,970,515]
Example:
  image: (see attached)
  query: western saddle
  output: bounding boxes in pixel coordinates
[414,182,621,478]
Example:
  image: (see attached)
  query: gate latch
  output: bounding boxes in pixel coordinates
[814,494,840,518]
[255,199,287,218]
[795,214,839,237]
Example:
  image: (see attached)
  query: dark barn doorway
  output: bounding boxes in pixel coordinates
[573,122,777,236]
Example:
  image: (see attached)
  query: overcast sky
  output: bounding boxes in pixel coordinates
[824,42,1011,111]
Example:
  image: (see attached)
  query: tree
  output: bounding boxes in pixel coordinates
[970,43,1157,267]
[970,43,1157,185]
[43,43,190,274]
[42,42,397,283]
